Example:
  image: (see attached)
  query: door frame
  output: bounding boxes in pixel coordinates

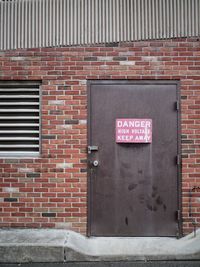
[87,80,182,237]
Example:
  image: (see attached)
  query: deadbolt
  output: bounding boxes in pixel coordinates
[93,160,99,167]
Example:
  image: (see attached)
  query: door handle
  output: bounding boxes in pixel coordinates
[88,145,99,154]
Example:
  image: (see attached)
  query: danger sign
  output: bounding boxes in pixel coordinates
[116,119,152,143]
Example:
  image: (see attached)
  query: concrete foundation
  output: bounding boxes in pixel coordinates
[0,229,200,263]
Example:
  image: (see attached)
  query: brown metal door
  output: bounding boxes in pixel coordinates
[88,80,181,237]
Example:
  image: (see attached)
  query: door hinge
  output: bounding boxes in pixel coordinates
[176,155,181,165]
[176,210,181,221]
[175,101,180,111]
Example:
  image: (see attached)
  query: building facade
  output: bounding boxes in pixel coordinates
[0,0,200,237]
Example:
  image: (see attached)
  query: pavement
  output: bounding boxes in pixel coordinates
[1,262,200,267]
[0,228,200,263]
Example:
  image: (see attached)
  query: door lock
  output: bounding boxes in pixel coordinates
[93,160,99,167]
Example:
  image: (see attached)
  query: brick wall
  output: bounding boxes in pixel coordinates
[0,38,200,235]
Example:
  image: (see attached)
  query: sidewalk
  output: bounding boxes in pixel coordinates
[0,228,200,263]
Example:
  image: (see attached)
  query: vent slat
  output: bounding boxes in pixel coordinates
[0,123,39,126]
[0,152,39,156]
[0,130,39,133]
[0,95,39,98]
[0,116,39,119]
[0,145,39,148]
[0,103,39,105]
[0,89,39,92]
[0,82,40,157]
[0,137,39,140]
[0,109,39,112]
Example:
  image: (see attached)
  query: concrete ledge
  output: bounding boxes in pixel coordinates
[0,229,66,263]
[0,229,200,263]
[0,246,64,263]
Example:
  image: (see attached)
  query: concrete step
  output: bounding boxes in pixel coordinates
[0,228,200,263]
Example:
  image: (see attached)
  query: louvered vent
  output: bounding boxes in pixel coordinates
[0,82,40,157]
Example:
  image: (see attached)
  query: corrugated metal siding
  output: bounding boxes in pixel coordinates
[0,0,200,50]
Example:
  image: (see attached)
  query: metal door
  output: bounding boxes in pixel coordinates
[87,80,181,237]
